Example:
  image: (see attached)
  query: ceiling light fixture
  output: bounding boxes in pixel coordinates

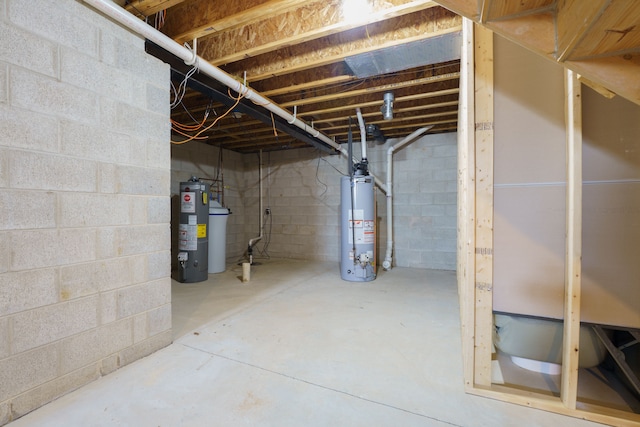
[342,0,372,23]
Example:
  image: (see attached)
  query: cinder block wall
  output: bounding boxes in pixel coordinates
[243,132,458,270]
[0,0,171,423]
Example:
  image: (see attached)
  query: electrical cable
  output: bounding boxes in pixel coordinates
[315,151,328,197]
[170,61,198,110]
[171,87,247,144]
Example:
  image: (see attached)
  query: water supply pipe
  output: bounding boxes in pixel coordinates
[82,0,338,149]
[382,127,432,270]
[248,150,263,263]
[81,0,388,192]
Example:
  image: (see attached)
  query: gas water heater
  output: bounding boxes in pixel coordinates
[177,177,209,283]
[340,172,376,282]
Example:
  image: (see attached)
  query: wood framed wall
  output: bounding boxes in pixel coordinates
[457,19,640,427]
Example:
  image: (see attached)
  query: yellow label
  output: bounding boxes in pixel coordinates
[197,224,207,238]
[202,192,208,205]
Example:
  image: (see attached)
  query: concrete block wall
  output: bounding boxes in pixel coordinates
[368,132,458,270]
[243,149,344,262]
[243,132,458,270]
[170,143,245,267]
[0,0,171,424]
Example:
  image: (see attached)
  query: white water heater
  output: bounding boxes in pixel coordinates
[177,176,209,283]
[340,173,376,282]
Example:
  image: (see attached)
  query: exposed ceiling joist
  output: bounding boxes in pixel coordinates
[118,0,639,154]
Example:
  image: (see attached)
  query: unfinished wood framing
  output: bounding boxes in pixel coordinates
[560,67,582,410]
[457,16,476,390]
[457,19,640,427]
[435,0,640,105]
[472,23,494,388]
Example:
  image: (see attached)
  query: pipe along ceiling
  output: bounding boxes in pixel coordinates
[145,41,338,154]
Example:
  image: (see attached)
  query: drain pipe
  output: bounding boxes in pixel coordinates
[81,0,386,189]
[248,150,263,264]
[382,127,432,270]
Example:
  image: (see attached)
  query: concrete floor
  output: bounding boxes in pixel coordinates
[10,259,605,426]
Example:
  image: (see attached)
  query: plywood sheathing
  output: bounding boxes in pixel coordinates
[220,7,461,81]
[197,0,440,66]
[481,0,554,23]
[564,0,640,60]
[162,0,316,43]
[434,0,640,105]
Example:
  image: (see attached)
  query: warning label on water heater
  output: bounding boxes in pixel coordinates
[181,192,196,213]
[178,223,197,251]
[348,210,374,244]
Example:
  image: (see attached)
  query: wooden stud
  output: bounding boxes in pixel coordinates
[561,67,582,410]
[473,23,494,388]
[457,16,476,390]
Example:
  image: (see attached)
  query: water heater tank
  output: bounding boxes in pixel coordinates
[340,174,376,282]
[177,177,209,283]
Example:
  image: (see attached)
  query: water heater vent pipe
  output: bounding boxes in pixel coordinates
[355,108,367,161]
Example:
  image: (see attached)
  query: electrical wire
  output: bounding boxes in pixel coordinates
[154,9,166,30]
[315,150,328,197]
[170,63,198,110]
[171,87,247,144]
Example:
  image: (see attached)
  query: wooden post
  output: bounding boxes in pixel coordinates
[457,17,476,389]
[473,23,494,387]
[561,68,582,409]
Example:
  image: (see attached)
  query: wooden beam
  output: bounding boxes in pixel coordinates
[312,103,458,125]
[458,16,476,391]
[162,0,315,43]
[279,73,460,108]
[261,76,355,97]
[221,8,461,81]
[198,0,439,65]
[566,53,640,106]
[124,0,186,18]
[473,23,493,388]
[469,386,640,426]
[430,0,481,21]
[561,68,582,410]
[482,0,554,23]
[485,11,556,59]
[300,88,460,117]
[576,74,616,99]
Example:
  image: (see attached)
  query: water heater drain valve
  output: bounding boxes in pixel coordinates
[178,252,188,269]
[356,252,371,267]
